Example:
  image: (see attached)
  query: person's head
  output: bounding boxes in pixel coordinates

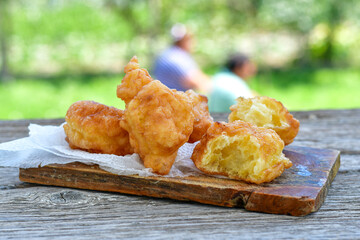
[226,53,257,80]
[171,23,194,53]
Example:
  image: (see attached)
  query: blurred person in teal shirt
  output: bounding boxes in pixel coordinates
[209,53,257,112]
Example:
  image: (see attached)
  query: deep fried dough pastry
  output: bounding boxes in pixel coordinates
[121,80,194,175]
[116,56,153,106]
[185,90,213,143]
[191,121,292,184]
[64,100,133,156]
[229,96,300,145]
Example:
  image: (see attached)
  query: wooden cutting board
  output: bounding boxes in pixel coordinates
[19,145,340,216]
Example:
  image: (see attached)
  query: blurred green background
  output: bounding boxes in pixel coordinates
[1,0,360,119]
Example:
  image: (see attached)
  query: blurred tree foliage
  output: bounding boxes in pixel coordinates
[0,0,11,80]
[1,0,360,79]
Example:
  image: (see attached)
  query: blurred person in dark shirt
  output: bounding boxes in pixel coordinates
[152,24,211,94]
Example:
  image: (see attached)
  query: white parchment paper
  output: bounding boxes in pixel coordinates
[0,124,203,177]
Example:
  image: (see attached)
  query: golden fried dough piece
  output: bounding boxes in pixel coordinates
[185,90,213,143]
[229,96,300,145]
[121,80,194,175]
[116,56,153,106]
[191,121,292,184]
[64,100,134,156]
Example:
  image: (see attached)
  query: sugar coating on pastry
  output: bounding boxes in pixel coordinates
[121,80,194,175]
[185,90,213,143]
[191,121,292,184]
[64,100,134,156]
[228,96,300,145]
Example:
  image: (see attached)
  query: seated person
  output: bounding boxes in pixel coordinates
[152,24,211,93]
[208,53,257,112]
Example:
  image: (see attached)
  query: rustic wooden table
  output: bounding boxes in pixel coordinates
[1,109,359,239]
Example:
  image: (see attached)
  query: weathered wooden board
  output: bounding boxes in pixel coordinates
[19,145,340,216]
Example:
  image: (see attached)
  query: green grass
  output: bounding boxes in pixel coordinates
[250,68,360,111]
[0,75,125,120]
[0,68,359,120]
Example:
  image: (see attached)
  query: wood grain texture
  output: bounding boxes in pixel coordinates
[1,110,360,239]
[18,146,340,216]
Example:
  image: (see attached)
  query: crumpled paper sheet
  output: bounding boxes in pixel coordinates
[0,124,204,177]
